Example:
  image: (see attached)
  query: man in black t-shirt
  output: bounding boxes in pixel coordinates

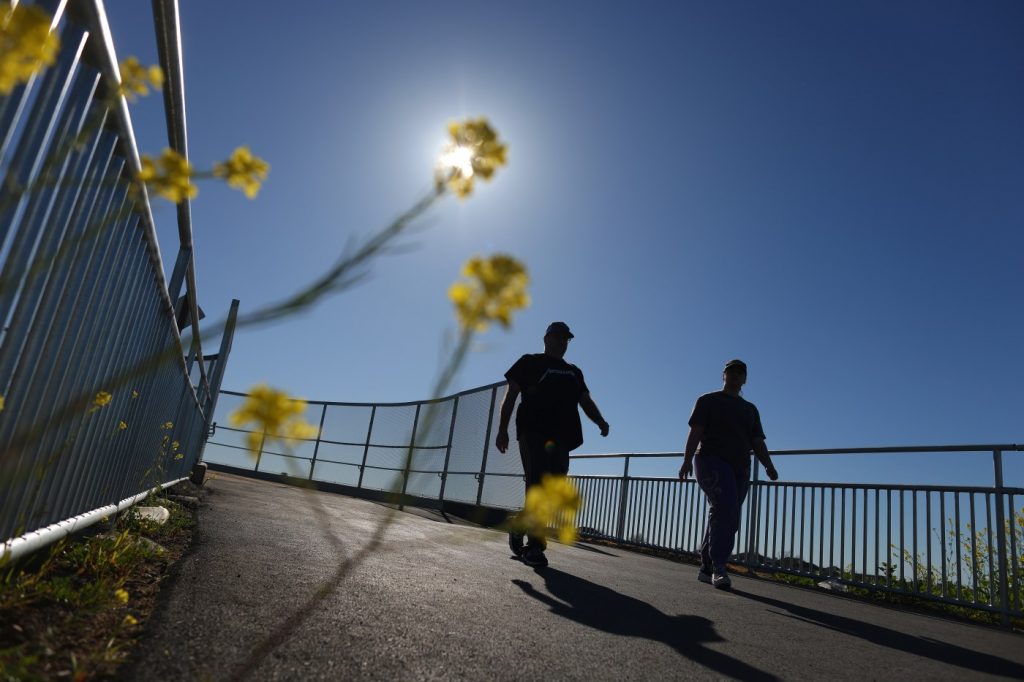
[679,359,779,588]
[496,321,609,567]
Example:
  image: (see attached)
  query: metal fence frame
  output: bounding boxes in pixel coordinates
[0,0,237,561]
[204,383,1022,624]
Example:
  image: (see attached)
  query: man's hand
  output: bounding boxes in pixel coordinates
[765,463,779,481]
[599,420,609,437]
[679,459,693,480]
[495,430,509,453]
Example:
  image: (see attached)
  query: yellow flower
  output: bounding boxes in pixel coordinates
[161,421,174,430]
[122,614,138,626]
[510,474,582,545]
[131,390,139,399]
[213,146,270,199]
[93,391,112,408]
[138,148,197,203]
[0,2,59,95]
[118,421,128,430]
[229,384,317,457]
[172,440,180,450]
[117,56,163,101]
[0,394,4,412]
[436,117,507,198]
[449,254,529,332]
[114,588,129,604]
[174,453,184,461]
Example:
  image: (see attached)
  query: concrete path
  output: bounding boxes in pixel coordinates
[122,473,1024,681]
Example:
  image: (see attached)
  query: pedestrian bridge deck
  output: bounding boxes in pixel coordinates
[125,473,1023,681]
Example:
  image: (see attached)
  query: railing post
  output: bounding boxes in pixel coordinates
[438,396,459,506]
[357,406,376,489]
[615,456,631,541]
[747,463,760,564]
[476,386,497,506]
[400,404,421,510]
[993,449,1010,626]
[309,403,327,480]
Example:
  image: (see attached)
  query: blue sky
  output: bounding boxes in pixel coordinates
[104,0,1023,486]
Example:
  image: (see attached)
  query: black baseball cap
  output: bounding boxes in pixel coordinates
[545,321,574,338]
[724,359,747,373]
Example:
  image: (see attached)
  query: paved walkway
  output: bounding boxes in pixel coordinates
[122,473,1024,681]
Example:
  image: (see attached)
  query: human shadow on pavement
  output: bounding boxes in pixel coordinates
[729,588,1024,677]
[513,568,778,681]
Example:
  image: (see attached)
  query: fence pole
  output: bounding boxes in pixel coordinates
[615,456,631,541]
[357,406,376,489]
[438,396,459,506]
[748,463,761,564]
[476,386,497,506]
[993,449,1010,626]
[309,403,327,480]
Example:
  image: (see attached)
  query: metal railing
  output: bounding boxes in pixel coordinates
[0,0,237,561]
[205,383,1022,623]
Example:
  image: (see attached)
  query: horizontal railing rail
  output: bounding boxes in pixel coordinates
[204,383,1022,625]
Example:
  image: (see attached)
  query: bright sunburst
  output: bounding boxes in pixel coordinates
[437,144,474,178]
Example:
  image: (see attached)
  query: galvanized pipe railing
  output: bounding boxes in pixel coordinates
[0,0,238,562]
[204,383,1022,623]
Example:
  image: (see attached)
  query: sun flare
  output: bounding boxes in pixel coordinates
[437,144,474,178]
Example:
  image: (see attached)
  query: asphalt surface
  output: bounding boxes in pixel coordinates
[122,472,1024,681]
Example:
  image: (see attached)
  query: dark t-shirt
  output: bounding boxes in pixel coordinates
[688,391,766,473]
[505,353,589,451]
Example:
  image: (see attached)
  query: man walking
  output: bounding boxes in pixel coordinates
[679,359,778,588]
[495,322,609,567]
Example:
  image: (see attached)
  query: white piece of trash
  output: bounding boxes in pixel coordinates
[133,506,170,525]
[817,578,848,592]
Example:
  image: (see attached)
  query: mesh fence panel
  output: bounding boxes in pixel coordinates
[371,404,418,447]
[322,404,372,444]
[448,387,493,474]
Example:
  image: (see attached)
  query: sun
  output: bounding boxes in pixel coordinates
[437,144,474,178]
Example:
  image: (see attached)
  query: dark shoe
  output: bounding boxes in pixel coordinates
[697,567,713,584]
[508,532,525,557]
[521,545,548,568]
[712,570,731,589]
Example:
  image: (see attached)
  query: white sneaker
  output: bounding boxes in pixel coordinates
[712,571,731,589]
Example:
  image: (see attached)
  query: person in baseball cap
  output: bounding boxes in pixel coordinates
[495,322,609,567]
[678,359,778,588]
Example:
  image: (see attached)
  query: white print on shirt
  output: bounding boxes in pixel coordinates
[539,368,577,384]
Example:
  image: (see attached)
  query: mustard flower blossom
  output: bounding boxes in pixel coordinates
[213,146,270,199]
[0,2,59,95]
[436,117,507,198]
[117,56,163,101]
[93,391,112,408]
[229,384,318,457]
[510,474,582,544]
[122,614,138,626]
[118,421,128,430]
[160,421,174,430]
[132,390,139,399]
[174,453,184,461]
[138,148,197,203]
[449,254,529,332]
[114,588,129,604]
[0,394,4,412]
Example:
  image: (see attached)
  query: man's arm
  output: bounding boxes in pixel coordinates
[495,380,521,453]
[752,437,778,480]
[579,392,609,437]
[678,425,704,480]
